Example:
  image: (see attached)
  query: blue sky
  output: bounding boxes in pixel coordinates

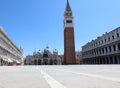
[0,0,120,57]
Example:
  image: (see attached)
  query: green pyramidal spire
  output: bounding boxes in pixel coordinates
[66,0,72,11]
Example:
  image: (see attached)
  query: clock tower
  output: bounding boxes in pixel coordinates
[64,0,76,64]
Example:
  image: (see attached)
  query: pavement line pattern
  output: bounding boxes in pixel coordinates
[56,69,120,83]
[40,70,67,88]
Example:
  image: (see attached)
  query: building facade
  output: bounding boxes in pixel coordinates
[24,47,63,65]
[75,51,82,64]
[64,0,76,64]
[82,27,120,64]
[0,26,23,66]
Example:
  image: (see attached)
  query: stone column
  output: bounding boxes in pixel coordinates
[105,58,107,64]
[106,57,109,64]
[102,58,105,64]
[119,56,120,64]
[110,57,113,64]
[94,59,96,64]
[88,60,90,64]
[87,60,89,64]
[112,56,115,64]
[95,59,97,64]
[86,60,88,64]
[101,58,104,64]
[98,58,100,64]
[91,59,93,64]
[111,45,114,53]
[100,58,102,64]
[90,59,92,64]
[116,44,119,51]
[98,49,100,56]
[86,59,88,64]
[96,58,98,64]
[117,56,120,64]
[108,57,111,64]
[92,59,94,64]
[107,46,109,53]
[104,48,106,54]
[93,58,96,64]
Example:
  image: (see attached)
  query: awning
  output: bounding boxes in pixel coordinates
[0,55,13,63]
[16,60,21,64]
[0,55,21,63]
[7,58,13,63]
[2,58,6,61]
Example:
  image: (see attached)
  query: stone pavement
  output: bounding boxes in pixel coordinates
[0,65,120,88]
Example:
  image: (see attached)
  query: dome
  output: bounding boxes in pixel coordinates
[44,46,51,54]
[53,49,58,54]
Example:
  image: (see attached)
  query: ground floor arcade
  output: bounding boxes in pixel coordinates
[83,55,120,64]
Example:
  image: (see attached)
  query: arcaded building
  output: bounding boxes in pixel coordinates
[0,26,23,66]
[82,27,120,64]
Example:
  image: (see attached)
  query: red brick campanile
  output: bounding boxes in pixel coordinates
[64,0,76,64]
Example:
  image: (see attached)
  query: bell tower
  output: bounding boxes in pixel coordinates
[64,0,76,64]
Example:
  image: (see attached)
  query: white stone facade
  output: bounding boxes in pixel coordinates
[24,47,63,65]
[82,27,120,64]
[75,51,82,64]
[0,26,23,66]
[64,12,74,29]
